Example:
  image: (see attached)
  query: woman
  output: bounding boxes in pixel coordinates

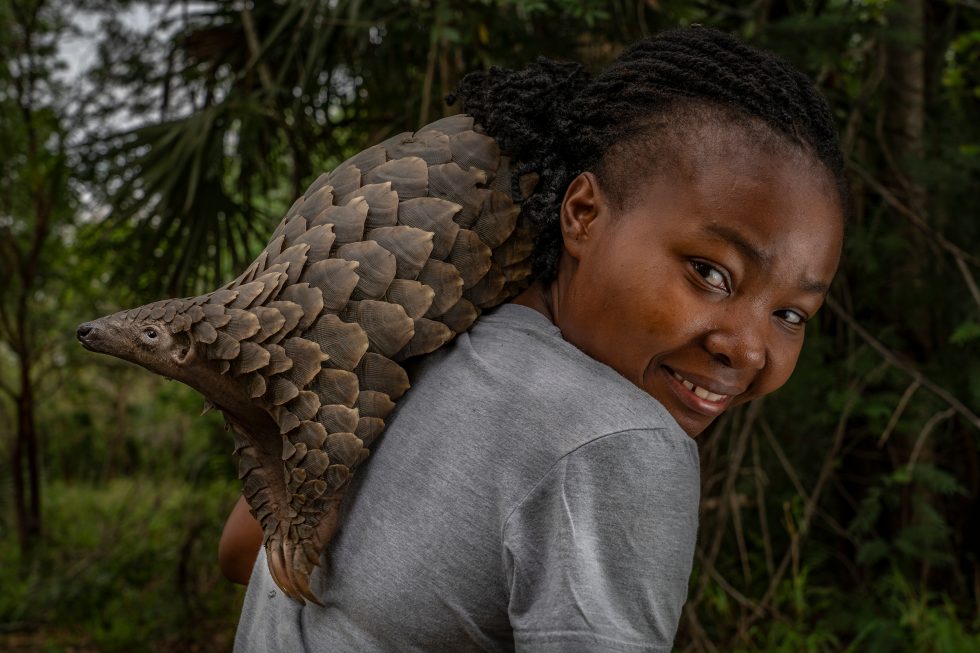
[224,26,845,651]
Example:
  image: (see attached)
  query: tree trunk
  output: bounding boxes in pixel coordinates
[882,0,929,342]
[882,0,925,207]
[14,364,42,550]
[882,0,946,590]
[10,202,46,553]
[9,292,42,552]
[6,1,51,552]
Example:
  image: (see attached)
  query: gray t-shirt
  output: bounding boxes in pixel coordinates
[235,304,700,652]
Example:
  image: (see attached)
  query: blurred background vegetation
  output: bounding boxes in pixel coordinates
[0,0,978,650]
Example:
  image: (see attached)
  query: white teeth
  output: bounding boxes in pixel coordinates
[671,370,728,402]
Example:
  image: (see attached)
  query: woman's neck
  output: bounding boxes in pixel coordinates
[511,279,556,325]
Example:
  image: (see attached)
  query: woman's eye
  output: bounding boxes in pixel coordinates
[144,328,158,339]
[776,309,806,326]
[692,261,729,292]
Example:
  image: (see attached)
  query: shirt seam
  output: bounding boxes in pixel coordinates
[498,426,682,544]
[514,628,672,650]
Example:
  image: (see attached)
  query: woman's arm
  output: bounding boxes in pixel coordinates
[219,495,264,585]
[504,428,700,651]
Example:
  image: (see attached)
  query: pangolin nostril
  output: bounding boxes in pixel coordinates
[76,323,93,340]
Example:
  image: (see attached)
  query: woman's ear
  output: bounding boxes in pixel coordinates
[559,172,602,261]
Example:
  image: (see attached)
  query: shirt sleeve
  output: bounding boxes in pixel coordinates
[502,428,700,653]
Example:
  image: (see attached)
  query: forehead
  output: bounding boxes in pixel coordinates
[617,126,844,281]
[691,131,840,231]
[600,104,841,212]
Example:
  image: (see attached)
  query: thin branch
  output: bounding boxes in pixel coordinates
[0,224,23,271]
[848,162,980,268]
[697,411,733,501]
[682,604,720,653]
[815,506,859,545]
[877,380,921,448]
[826,296,980,431]
[693,401,761,604]
[241,6,276,94]
[841,38,885,158]
[743,376,863,629]
[760,418,810,502]
[750,432,775,576]
[707,565,763,612]
[907,408,956,469]
[757,414,860,546]
[871,85,920,211]
[802,367,879,535]
[954,256,980,310]
[730,489,751,584]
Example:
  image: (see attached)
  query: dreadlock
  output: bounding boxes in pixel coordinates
[449,26,846,283]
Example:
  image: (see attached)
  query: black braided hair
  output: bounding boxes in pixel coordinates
[449,26,846,283]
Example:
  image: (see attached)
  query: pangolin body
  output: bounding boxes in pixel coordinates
[77,114,537,603]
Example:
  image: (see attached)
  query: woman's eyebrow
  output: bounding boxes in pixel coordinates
[798,276,829,294]
[699,223,773,267]
[698,224,829,293]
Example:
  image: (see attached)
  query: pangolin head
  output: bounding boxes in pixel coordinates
[76,295,265,424]
[78,305,199,383]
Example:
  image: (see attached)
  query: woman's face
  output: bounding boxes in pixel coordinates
[537,139,844,437]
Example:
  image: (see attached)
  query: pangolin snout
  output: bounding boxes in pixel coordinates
[76,321,105,352]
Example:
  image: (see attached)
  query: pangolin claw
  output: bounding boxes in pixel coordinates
[267,539,304,604]
[295,570,323,606]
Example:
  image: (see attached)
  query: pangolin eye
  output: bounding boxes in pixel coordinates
[144,327,158,339]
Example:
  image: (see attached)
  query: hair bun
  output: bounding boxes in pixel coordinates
[449,58,591,279]
[449,58,590,180]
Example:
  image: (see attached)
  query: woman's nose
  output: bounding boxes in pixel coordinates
[704,318,766,370]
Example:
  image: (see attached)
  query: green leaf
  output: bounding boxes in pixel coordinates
[857,539,890,565]
[950,321,980,345]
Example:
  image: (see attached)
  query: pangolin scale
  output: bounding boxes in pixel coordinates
[77,114,537,604]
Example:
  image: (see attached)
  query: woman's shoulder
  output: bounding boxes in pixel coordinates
[398,303,688,464]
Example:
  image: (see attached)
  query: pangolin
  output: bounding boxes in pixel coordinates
[76,114,538,604]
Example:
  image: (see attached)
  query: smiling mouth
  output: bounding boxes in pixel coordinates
[659,365,739,419]
[669,370,729,402]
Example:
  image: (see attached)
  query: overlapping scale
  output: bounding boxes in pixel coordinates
[108,114,539,606]
[337,241,396,300]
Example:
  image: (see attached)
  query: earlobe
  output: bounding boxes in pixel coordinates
[559,172,602,259]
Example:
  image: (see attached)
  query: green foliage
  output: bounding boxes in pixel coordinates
[951,321,980,345]
[841,570,980,653]
[0,477,243,652]
[77,0,631,296]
